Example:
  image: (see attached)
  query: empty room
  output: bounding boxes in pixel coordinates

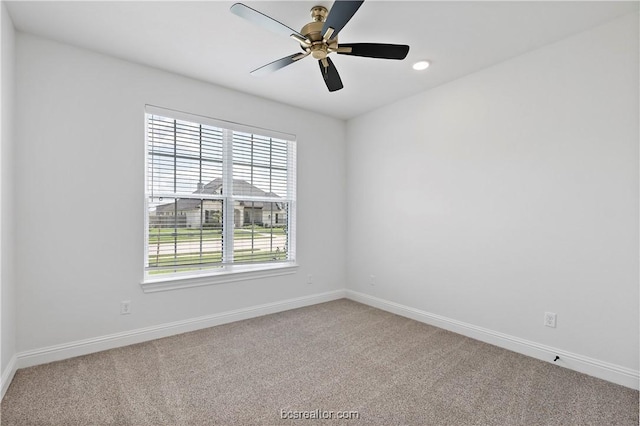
[0,1,638,424]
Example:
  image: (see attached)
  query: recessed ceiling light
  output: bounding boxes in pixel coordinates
[412,60,430,71]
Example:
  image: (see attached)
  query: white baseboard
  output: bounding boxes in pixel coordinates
[1,354,17,399]
[14,289,346,372]
[346,290,639,390]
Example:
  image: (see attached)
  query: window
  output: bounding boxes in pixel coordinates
[144,106,296,285]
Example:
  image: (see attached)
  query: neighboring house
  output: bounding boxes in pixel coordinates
[152,178,286,229]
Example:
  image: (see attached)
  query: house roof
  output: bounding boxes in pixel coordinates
[155,179,282,213]
[202,178,273,197]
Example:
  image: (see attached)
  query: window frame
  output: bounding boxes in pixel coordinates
[142,105,297,292]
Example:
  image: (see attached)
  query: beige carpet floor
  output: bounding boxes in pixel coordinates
[1,299,638,425]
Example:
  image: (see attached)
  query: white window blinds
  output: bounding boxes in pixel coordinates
[145,107,296,278]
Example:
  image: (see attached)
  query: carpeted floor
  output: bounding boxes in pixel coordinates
[1,299,638,425]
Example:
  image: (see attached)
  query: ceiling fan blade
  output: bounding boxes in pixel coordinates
[251,52,309,76]
[337,43,410,60]
[318,57,343,92]
[322,0,364,40]
[230,3,306,40]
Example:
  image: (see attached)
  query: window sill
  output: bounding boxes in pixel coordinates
[141,263,299,293]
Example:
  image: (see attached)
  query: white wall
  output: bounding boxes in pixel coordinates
[14,33,346,352]
[347,13,639,372]
[1,1,16,381]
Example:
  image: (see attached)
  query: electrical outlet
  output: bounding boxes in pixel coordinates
[307,274,313,285]
[369,275,376,286]
[121,300,131,315]
[544,312,556,328]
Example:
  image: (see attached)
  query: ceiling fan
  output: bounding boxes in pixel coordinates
[230,0,410,92]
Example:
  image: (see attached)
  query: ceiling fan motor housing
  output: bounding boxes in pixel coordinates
[300,6,338,60]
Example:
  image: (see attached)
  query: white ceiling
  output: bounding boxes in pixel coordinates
[6,1,638,120]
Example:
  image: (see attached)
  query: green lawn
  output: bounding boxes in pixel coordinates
[148,225,286,244]
[149,251,222,269]
[148,247,287,275]
[148,228,221,243]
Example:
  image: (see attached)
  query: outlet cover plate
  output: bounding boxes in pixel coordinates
[544,312,557,328]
